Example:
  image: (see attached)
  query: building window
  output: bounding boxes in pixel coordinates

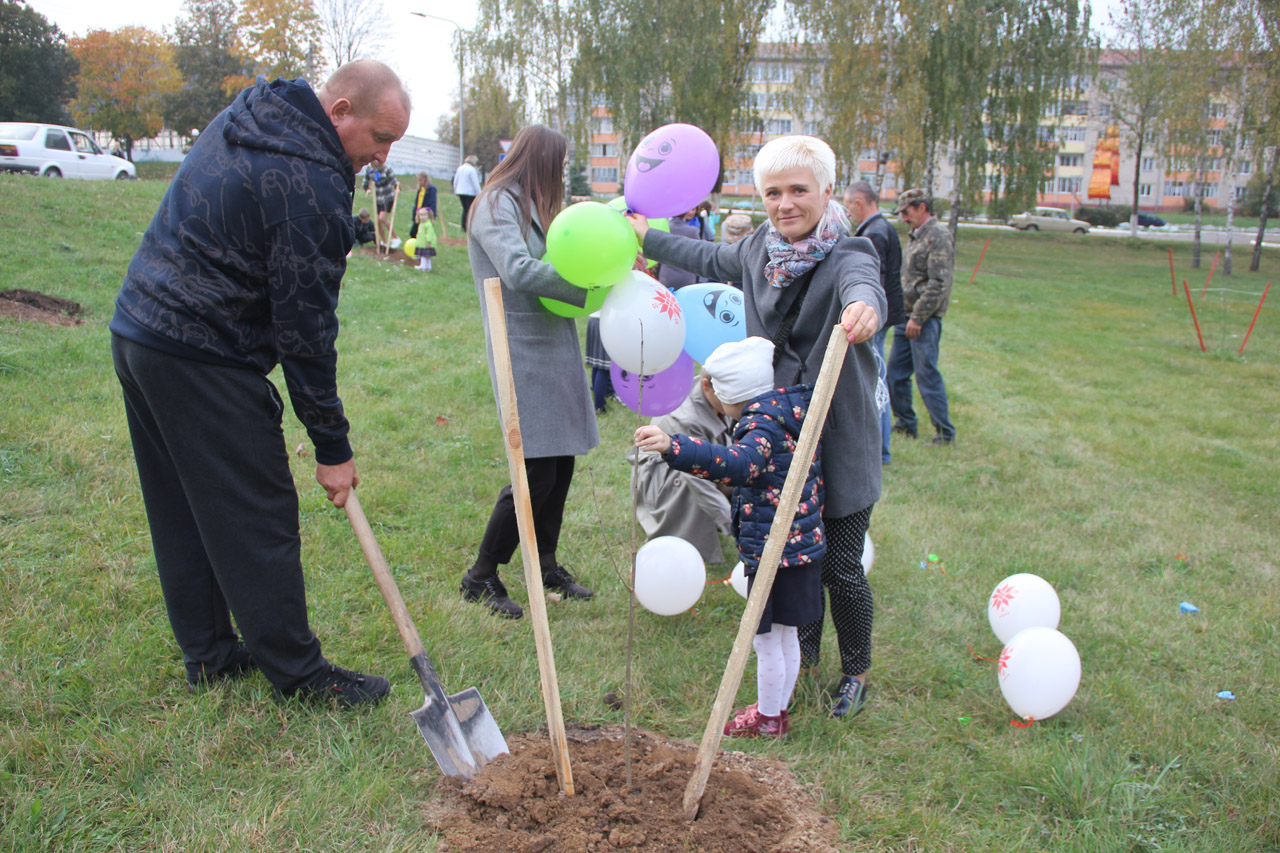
[1139,183,1153,197]
[1142,157,1156,172]
[766,118,792,135]
[1058,154,1082,167]
[1063,100,1088,115]
[591,166,618,184]
[1200,157,1220,172]
[1057,176,1082,194]
[1037,126,1057,142]
[734,168,755,187]
[1237,160,1252,174]
[1210,102,1227,118]
[592,116,613,134]
[1165,180,1186,197]
[1058,126,1087,142]
[1144,130,1159,145]
[804,121,822,137]
[1206,130,1223,146]
[595,143,617,157]
[1195,181,1218,198]
[1235,185,1247,200]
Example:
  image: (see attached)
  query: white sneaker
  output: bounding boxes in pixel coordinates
[390,238,402,249]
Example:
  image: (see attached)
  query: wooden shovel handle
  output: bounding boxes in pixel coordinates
[682,323,850,820]
[482,276,576,796]
[343,490,425,661]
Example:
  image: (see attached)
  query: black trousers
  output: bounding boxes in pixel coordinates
[476,455,576,574]
[112,336,326,690]
[798,507,874,676]
[458,194,476,232]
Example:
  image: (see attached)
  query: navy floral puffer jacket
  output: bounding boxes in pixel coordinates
[663,384,824,571]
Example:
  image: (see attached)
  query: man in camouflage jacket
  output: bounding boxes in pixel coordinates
[886,188,956,445]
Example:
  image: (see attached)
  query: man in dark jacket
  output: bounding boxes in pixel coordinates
[845,181,906,464]
[110,60,410,707]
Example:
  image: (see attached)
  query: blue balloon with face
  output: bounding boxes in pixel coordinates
[675,283,746,364]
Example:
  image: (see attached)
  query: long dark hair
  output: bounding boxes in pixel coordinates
[473,125,566,233]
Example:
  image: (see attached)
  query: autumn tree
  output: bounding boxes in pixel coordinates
[0,0,78,123]
[315,0,387,71]
[238,0,322,80]
[165,0,252,135]
[434,75,525,175]
[69,27,180,161]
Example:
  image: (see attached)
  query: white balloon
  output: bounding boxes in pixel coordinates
[635,536,706,616]
[862,532,874,578]
[726,561,748,599]
[987,572,1060,644]
[998,627,1081,721]
[599,271,687,374]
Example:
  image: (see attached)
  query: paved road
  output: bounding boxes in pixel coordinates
[958,221,1277,249]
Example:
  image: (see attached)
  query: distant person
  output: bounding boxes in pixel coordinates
[109,60,411,707]
[409,171,438,241]
[887,188,955,446]
[412,206,436,272]
[720,213,754,245]
[695,200,718,241]
[634,336,825,739]
[844,181,906,465]
[362,163,400,248]
[353,208,376,247]
[453,153,482,232]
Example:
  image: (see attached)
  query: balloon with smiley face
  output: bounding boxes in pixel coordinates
[675,282,746,364]
[623,123,720,219]
[610,350,695,416]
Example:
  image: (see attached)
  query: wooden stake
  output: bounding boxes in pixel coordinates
[384,186,401,257]
[967,236,992,285]
[1239,281,1272,356]
[1200,249,1220,297]
[481,277,575,796]
[682,324,849,821]
[1183,280,1206,352]
[1168,247,1176,295]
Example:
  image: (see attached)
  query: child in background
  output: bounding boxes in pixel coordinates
[413,207,437,272]
[353,208,377,247]
[634,336,825,738]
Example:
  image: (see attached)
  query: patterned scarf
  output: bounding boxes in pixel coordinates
[763,207,848,288]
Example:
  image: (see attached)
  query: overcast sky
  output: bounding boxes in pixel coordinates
[29,0,1121,143]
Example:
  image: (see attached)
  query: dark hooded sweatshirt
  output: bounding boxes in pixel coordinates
[110,78,356,464]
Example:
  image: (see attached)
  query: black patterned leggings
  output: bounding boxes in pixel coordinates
[798,506,874,676]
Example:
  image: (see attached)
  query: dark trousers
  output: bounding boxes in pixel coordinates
[458,194,476,232]
[591,367,613,412]
[799,507,874,676]
[887,318,954,440]
[112,336,325,690]
[476,455,576,574]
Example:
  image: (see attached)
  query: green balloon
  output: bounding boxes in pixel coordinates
[546,201,639,288]
[606,196,628,212]
[540,285,610,318]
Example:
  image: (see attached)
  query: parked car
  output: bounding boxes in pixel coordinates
[1137,212,1167,227]
[1008,207,1091,233]
[0,122,135,180]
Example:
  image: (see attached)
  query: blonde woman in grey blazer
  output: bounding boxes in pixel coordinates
[629,135,885,718]
[463,125,599,619]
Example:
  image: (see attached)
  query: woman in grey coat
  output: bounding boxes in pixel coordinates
[628,135,885,717]
[463,125,598,618]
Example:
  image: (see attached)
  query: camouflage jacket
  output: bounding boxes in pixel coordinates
[901,216,954,322]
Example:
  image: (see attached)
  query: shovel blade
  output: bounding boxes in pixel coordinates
[409,686,508,780]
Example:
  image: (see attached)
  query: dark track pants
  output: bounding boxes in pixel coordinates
[112,335,326,690]
[476,455,576,573]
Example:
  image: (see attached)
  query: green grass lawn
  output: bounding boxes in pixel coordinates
[2,174,1278,851]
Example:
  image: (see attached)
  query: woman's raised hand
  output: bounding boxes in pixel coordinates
[840,301,880,345]
[626,212,650,243]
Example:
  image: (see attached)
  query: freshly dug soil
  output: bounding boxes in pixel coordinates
[424,725,842,853]
[0,289,84,326]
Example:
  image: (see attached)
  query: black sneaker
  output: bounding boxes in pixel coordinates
[279,664,390,708]
[891,421,917,438]
[460,570,524,618]
[929,434,954,447]
[831,675,870,718]
[543,564,594,599]
[186,642,257,691]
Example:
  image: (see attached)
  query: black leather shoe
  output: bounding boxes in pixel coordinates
[460,570,524,618]
[186,642,257,691]
[831,675,870,718]
[543,564,594,599]
[277,664,390,708]
[929,434,954,446]
[891,421,917,438]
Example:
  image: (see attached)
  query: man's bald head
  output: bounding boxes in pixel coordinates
[316,60,411,172]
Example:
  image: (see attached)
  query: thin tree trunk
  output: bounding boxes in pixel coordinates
[1130,132,1144,238]
[874,18,896,194]
[1192,164,1204,268]
[1223,141,1237,277]
[1250,146,1278,273]
[948,180,961,240]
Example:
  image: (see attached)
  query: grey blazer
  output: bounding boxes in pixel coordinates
[643,223,885,518]
[468,187,600,458]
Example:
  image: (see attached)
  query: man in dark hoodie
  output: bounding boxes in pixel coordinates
[109,60,410,708]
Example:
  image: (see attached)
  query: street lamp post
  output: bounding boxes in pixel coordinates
[410,11,466,170]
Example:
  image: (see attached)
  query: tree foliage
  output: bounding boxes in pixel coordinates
[165,0,252,135]
[0,0,78,124]
[315,0,388,72]
[238,0,322,80]
[69,27,180,161]
[434,74,525,174]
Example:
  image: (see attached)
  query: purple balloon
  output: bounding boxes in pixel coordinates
[624,124,720,219]
[611,351,696,417]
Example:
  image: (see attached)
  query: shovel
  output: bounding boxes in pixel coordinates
[343,490,508,779]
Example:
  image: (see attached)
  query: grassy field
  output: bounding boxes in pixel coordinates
[2,173,1278,852]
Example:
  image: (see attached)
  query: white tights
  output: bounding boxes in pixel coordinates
[752,624,800,717]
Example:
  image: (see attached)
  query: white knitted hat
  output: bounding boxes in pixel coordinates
[704,336,777,404]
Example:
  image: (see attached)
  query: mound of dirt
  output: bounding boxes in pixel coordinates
[0,289,84,326]
[424,725,841,853]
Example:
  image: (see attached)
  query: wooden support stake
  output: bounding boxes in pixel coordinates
[384,186,400,257]
[682,324,849,821]
[1239,281,1272,356]
[967,236,992,286]
[1168,247,1176,295]
[1200,249,1220,297]
[1183,279,1206,352]
[481,277,575,796]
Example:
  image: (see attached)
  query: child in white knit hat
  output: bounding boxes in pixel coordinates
[634,336,825,738]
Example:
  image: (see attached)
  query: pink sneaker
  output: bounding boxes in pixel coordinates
[724,704,788,738]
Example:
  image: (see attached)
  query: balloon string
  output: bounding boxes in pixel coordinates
[707,574,733,586]
[968,646,998,663]
[1010,716,1036,728]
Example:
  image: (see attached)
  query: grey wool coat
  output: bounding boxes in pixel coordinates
[642,223,886,518]
[468,187,600,458]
